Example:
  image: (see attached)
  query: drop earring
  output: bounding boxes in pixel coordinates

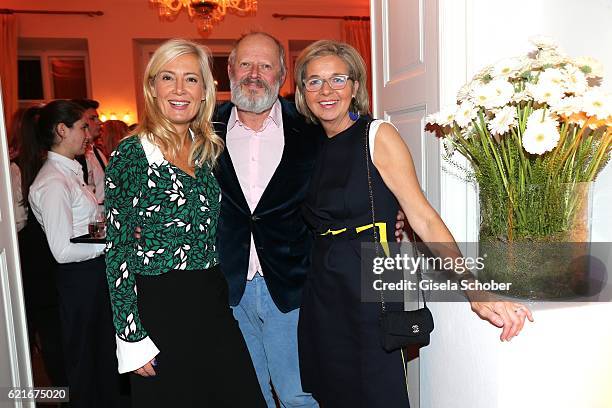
[349,96,360,121]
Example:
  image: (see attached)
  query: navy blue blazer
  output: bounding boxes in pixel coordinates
[213,98,322,312]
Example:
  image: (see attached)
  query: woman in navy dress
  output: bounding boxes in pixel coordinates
[293,40,534,407]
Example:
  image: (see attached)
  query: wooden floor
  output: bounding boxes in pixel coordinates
[30,344,61,407]
[30,341,131,407]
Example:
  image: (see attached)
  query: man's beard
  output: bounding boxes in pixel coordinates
[230,76,280,114]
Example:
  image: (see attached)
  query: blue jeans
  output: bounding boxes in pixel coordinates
[232,275,318,408]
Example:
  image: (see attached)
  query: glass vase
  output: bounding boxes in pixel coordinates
[478,182,593,299]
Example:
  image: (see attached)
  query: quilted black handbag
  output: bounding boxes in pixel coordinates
[363,119,435,352]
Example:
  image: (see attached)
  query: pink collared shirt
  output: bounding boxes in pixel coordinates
[226,100,284,280]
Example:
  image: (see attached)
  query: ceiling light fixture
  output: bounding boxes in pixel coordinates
[149,0,257,33]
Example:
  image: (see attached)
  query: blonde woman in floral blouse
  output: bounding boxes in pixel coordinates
[104,39,265,407]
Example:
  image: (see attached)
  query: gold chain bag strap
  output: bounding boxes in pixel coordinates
[364,119,434,352]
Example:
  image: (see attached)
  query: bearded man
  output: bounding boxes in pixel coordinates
[213,32,321,407]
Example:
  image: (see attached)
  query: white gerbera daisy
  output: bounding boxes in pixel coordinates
[550,97,583,117]
[457,80,477,102]
[471,79,514,110]
[426,106,456,127]
[526,81,564,106]
[454,101,478,128]
[512,90,532,104]
[581,89,612,119]
[491,58,524,78]
[562,66,589,95]
[470,84,493,108]
[437,106,457,126]
[522,119,561,155]
[527,108,559,128]
[473,65,493,81]
[489,79,515,107]
[529,35,558,50]
[573,56,604,78]
[488,106,518,136]
[425,112,440,126]
[539,68,565,87]
[536,49,568,66]
[526,58,546,71]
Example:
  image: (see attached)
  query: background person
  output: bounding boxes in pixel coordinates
[72,99,107,203]
[9,105,67,388]
[104,38,265,407]
[293,40,534,407]
[100,119,129,157]
[8,107,32,232]
[28,100,120,407]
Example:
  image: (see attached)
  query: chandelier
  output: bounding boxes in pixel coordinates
[150,0,257,33]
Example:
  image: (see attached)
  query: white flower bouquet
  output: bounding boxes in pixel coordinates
[426,36,612,242]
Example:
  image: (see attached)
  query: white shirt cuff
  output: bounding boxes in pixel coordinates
[115,335,159,373]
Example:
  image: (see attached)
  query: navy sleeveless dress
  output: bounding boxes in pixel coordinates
[298,116,411,407]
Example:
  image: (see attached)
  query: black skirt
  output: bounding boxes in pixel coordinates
[130,266,266,408]
[56,256,121,407]
[19,213,66,387]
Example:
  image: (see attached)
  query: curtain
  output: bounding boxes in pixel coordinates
[341,19,372,109]
[0,13,18,140]
[50,58,88,99]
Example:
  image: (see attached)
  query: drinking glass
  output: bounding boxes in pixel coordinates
[88,205,106,239]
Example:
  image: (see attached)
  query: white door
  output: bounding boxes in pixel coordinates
[0,81,34,407]
[371,0,440,209]
[370,1,440,407]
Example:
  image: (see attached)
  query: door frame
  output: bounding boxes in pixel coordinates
[0,78,34,407]
[437,0,478,243]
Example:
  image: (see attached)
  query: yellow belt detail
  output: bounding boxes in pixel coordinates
[320,222,390,256]
[320,227,347,235]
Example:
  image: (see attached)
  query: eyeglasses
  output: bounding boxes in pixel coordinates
[304,74,352,92]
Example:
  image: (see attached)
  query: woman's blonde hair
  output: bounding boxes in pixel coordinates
[294,40,370,124]
[137,38,223,166]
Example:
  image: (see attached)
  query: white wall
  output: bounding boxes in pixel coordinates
[427,1,612,407]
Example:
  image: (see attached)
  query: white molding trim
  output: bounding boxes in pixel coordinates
[370,0,381,118]
[424,0,441,212]
[0,75,34,405]
[0,251,19,385]
[438,0,479,244]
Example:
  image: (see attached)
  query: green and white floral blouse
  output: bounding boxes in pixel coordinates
[104,135,220,372]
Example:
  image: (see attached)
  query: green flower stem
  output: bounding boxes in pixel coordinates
[547,121,569,182]
[450,125,477,165]
[560,118,594,165]
[586,129,612,180]
[477,112,511,200]
[510,126,530,186]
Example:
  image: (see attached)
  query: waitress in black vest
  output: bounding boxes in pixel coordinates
[9,105,66,387]
[28,100,120,407]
